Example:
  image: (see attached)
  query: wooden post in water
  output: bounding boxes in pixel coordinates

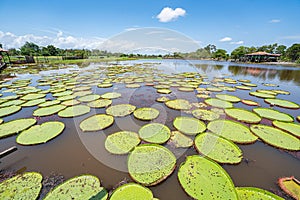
[0,146,18,159]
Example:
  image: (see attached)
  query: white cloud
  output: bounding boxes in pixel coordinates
[230,40,244,45]
[269,19,281,23]
[219,37,232,42]
[156,7,186,22]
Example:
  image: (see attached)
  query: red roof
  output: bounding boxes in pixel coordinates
[0,48,8,52]
[245,51,281,57]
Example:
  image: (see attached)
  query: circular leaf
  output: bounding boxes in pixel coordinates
[0,105,21,118]
[105,131,140,154]
[236,187,284,200]
[253,108,293,122]
[33,105,66,117]
[0,118,37,139]
[173,116,206,135]
[138,123,171,144]
[78,94,101,102]
[216,94,240,103]
[205,98,233,108]
[265,98,299,109]
[225,108,261,123]
[165,99,192,110]
[58,105,90,118]
[80,114,114,132]
[192,109,220,121]
[273,121,300,138]
[250,92,275,99]
[110,183,153,200]
[21,93,45,100]
[169,131,193,148]
[133,107,159,121]
[106,104,136,117]
[87,99,112,108]
[101,92,121,99]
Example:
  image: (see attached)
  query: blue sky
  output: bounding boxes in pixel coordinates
[0,0,300,53]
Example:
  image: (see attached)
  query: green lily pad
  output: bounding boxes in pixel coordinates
[52,90,73,97]
[173,116,206,135]
[58,105,90,118]
[126,84,141,88]
[87,99,111,108]
[0,172,42,200]
[165,99,192,110]
[265,98,300,109]
[241,99,259,106]
[235,85,252,90]
[138,123,171,144]
[178,87,194,92]
[133,107,159,121]
[216,94,241,103]
[78,94,101,102]
[0,105,21,118]
[97,83,113,88]
[33,105,66,117]
[194,132,243,164]
[57,94,76,101]
[273,121,300,138]
[44,175,107,200]
[178,155,238,200]
[101,92,121,99]
[110,183,154,200]
[0,118,37,139]
[73,90,93,97]
[38,100,61,107]
[242,83,257,87]
[22,98,46,107]
[61,99,80,106]
[157,89,172,94]
[192,109,220,121]
[105,131,140,154]
[204,98,233,109]
[256,89,278,96]
[207,120,258,144]
[80,114,114,132]
[253,108,294,122]
[106,104,136,117]
[225,108,261,123]
[250,124,300,150]
[128,144,176,186]
[298,116,300,122]
[236,187,284,200]
[169,131,193,148]
[1,95,19,100]
[0,119,3,124]
[16,121,65,145]
[272,89,290,95]
[21,93,45,100]
[278,176,300,200]
[0,99,25,107]
[250,92,276,99]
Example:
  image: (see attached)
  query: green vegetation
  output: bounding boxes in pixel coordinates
[110,183,154,200]
[105,131,140,154]
[236,187,284,200]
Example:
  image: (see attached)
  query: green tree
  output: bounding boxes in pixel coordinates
[213,49,227,60]
[230,46,248,60]
[285,44,300,62]
[275,45,286,55]
[20,42,40,56]
[0,43,2,48]
[8,48,21,56]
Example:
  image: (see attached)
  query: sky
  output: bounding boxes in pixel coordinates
[0,0,300,53]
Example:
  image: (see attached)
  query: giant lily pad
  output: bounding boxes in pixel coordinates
[87,99,112,108]
[194,133,243,164]
[236,187,284,200]
[52,90,73,97]
[225,108,261,123]
[110,183,154,200]
[216,94,241,103]
[278,176,300,200]
[44,175,107,200]
[207,120,258,144]
[241,99,259,106]
[21,93,45,100]
[38,100,61,107]
[80,114,114,131]
[169,131,193,148]
[250,124,300,150]
[16,121,65,145]
[178,155,238,199]
[0,172,42,200]
[250,91,275,99]
[106,104,136,117]
[128,144,176,186]
[33,105,66,117]
[192,109,220,121]
[101,92,121,99]
[0,105,21,118]
[133,107,159,121]
[165,99,192,110]
[61,99,80,106]
[105,131,140,154]
[204,98,233,109]
[138,123,171,144]
[58,105,90,118]
[253,108,293,122]
[22,98,46,107]
[273,121,300,138]
[78,94,101,102]
[173,116,206,135]
[0,118,36,139]
[265,98,300,109]
[0,100,25,108]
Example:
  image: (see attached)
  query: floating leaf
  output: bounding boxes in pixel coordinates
[101,92,121,99]
[57,95,76,101]
[97,83,113,88]
[225,108,261,123]
[126,84,141,88]
[52,90,73,97]
[235,85,252,90]
[236,187,284,200]
[273,121,300,138]
[178,87,194,92]
[207,120,258,144]
[253,108,293,122]
[250,124,300,150]
[44,175,107,200]
[250,92,275,99]
[265,98,300,109]
[165,99,192,110]
[110,183,154,200]
[241,99,259,106]
[173,116,206,135]
[272,89,290,95]
[73,90,92,97]
[0,172,42,200]
[106,104,136,117]
[216,94,240,103]
[156,96,169,102]
[128,144,176,186]
[21,93,45,100]
[178,155,238,200]
[16,121,65,145]
[80,114,114,132]
[22,98,46,107]
[278,176,300,200]
[0,119,2,124]
[0,105,21,118]
[0,118,36,139]
[139,123,171,144]
[204,98,233,109]
[33,105,66,117]
[0,99,25,107]
[87,99,112,108]
[58,105,90,118]
[38,100,61,107]
[169,131,193,148]
[192,109,220,121]
[61,99,80,106]
[133,107,159,121]
[105,131,140,154]
[157,89,172,94]
[78,94,101,102]
[195,132,243,164]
